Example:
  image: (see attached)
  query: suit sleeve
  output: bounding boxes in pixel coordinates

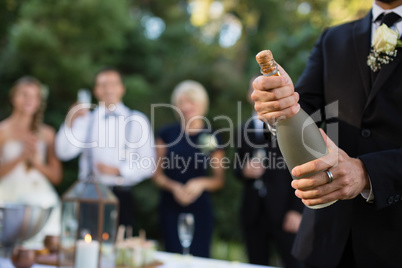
[359,148,402,209]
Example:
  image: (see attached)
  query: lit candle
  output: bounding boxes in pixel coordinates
[75,234,99,268]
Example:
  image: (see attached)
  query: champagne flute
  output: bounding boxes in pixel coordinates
[77,89,92,105]
[177,213,194,256]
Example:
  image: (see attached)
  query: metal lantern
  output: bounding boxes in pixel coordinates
[58,178,119,268]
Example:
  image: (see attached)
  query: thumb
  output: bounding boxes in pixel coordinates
[277,64,293,86]
[319,129,338,153]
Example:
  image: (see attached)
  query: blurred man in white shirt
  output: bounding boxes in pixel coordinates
[56,67,156,227]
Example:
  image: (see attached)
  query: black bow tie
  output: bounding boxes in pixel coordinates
[376,12,402,27]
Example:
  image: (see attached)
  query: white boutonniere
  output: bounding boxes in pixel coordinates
[197,133,218,155]
[367,24,402,72]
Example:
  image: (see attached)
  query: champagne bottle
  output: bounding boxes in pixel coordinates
[256,50,337,209]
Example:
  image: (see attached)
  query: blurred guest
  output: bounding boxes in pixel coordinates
[233,79,303,267]
[153,80,225,258]
[0,76,62,246]
[55,67,155,228]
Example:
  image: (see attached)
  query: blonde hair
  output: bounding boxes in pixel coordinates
[9,76,47,132]
[171,80,209,115]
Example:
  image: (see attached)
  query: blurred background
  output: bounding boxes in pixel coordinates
[0,0,370,263]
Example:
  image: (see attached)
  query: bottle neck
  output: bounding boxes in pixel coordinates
[260,59,280,77]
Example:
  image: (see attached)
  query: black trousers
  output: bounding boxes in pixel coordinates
[243,213,303,268]
[111,186,135,228]
[302,234,355,268]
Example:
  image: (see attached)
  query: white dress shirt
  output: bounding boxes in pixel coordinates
[56,102,156,186]
[372,1,402,39]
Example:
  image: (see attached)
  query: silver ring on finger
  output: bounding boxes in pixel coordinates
[325,169,334,184]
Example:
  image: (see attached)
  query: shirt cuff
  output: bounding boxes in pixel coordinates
[360,175,374,203]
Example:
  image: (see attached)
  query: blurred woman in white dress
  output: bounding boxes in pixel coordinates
[0,76,62,247]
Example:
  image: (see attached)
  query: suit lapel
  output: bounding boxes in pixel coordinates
[353,12,372,98]
[366,47,402,108]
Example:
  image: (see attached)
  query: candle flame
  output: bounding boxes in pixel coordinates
[84,234,92,243]
[102,232,109,241]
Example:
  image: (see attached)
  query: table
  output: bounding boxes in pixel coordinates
[0,252,279,268]
[154,252,278,268]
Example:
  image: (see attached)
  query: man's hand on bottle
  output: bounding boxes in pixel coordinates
[251,65,371,206]
[251,65,300,125]
[290,129,370,207]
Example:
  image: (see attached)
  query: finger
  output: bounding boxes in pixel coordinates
[257,104,300,124]
[181,193,196,204]
[184,188,195,196]
[253,75,291,93]
[291,171,333,190]
[319,129,338,153]
[271,86,298,100]
[294,175,342,200]
[187,194,200,204]
[294,181,338,199]
[255,92,299,114]
[176,197,188,207]
[252,84,296,103]
[77,109,89,116]
[183,184,194,192]
[292,156,335,178]
[301,190,340,207]
[184,183,195,190]
[187,188,201,197]
[291,130,337,177]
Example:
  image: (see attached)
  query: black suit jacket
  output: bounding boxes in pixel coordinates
[292,11,402,268]
[234,118,303,230]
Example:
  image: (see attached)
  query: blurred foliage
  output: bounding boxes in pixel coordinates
[0,0,370,261]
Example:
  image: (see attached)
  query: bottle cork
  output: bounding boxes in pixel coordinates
[256,50,280,76]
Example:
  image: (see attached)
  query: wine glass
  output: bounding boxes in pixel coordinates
[177,213,194,256]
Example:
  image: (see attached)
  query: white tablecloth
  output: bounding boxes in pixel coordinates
[0,252,279,268]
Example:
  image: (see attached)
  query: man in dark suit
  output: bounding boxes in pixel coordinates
[252,0,402,267]
[234,81,303,267]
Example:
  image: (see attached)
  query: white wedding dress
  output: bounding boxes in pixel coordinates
[0,140,61,247]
